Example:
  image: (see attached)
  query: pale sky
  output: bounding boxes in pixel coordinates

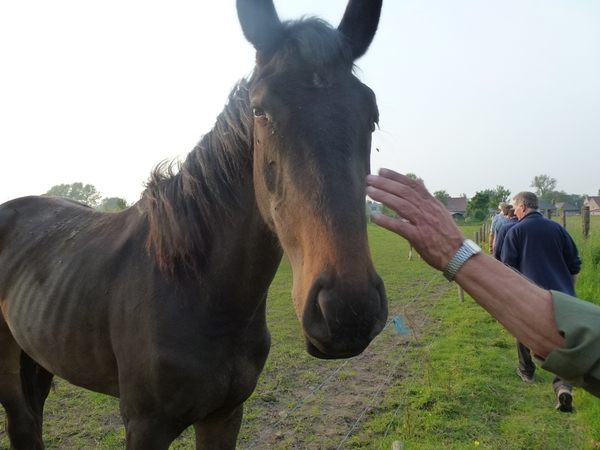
[1,0,599,204]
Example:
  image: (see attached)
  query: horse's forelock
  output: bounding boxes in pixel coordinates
[275,18,354,70]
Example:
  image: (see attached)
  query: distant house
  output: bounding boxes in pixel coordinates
[366,202,382,216]
[555,202,579,216]
[538,200,557,216]
[583,196,600,215]
[445,197,467,220]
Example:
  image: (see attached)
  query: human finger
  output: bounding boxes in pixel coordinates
[365,185,421,222]
[371,213,418,241]
[366,174,423,211]
[377,168,432,200]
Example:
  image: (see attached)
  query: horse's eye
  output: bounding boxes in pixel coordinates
[253,107,266,119]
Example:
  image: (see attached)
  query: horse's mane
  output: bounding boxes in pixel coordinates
[142,80,254,274]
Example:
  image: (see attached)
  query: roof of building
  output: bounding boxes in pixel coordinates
[584,196,600,212]
[538,200,557,210]
[445,197,467,213]
[585,196,600,204]
[555,202,579,211]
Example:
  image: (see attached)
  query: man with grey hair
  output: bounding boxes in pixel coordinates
[489,202,510,255]
[501,191,581,412]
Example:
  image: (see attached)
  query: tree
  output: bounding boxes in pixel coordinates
[556,191,586,208]
[569,194,586,209]
[433,190,449,205]
[489,186,511,209]
[530,174,557,199]
[97,197,129,212]
[405,173,419,180]
[473,209,487,221]
[550,190,568,203]
[43,182,102,207]
[467,190,493,217]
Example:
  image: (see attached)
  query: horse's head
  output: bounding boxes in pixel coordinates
[237,0,387,359]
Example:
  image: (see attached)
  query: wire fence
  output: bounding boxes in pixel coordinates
[243,272,454,449]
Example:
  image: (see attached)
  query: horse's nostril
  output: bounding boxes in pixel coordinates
[301,276,388,359]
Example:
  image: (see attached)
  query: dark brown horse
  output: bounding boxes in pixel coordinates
[0,0,387,448]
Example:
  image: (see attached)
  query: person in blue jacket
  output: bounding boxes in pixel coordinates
[492,207,518,260]
[499,191,581,411]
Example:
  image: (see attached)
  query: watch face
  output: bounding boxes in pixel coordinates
[464,239,481,253]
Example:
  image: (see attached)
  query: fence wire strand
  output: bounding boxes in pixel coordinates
[377,283,454,449]
[337,280,451,449]
[244,271,449,450]
[244,359,351,449]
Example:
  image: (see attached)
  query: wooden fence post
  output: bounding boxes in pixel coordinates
[474,231,479,246]
[582,206,590,240]
[559,209,566,228]
[545,209,552,220]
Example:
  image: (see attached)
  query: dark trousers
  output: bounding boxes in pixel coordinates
[517,340,571,393]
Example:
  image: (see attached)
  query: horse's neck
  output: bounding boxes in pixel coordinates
[142,92,282,279]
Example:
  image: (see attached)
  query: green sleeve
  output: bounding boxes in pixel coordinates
[536,291,600,398]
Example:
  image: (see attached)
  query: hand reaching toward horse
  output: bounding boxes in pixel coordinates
[366,168,464,272]
[366,167,566,364]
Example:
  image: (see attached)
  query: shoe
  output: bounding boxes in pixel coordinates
[555,387,573,412]
[516,368,534,383]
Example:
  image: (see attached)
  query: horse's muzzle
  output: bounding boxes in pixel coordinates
[301,273,388,359]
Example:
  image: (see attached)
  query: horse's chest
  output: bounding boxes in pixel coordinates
[118,316,272,422]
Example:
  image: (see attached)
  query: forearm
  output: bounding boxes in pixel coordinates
[454,252,565,358]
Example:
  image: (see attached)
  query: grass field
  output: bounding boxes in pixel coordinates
[1,217,599,449]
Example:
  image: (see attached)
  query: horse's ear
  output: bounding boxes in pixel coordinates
[337,0,383,60]
[237,0,284,56]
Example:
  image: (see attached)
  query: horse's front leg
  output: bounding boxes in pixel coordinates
[121,410,187,450]
[193,404,243,450]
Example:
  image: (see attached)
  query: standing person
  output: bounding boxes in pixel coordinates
[501,191,581,412]
[489,203,511,255]
[492,207,518,260]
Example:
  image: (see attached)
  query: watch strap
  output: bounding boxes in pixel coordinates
[443,239,481,281]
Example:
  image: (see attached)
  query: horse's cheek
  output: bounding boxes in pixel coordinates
[252,155,276,229]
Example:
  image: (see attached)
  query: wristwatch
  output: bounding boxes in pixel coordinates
[443,239,481,281]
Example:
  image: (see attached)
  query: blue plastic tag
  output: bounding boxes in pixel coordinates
[393,315,410,335]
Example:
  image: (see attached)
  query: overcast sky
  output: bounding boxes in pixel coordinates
[1,0,599,204]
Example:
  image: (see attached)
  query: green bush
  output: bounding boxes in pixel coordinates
[473,209,487,221]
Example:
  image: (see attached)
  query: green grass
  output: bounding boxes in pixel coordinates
[1,218,599,449]
[566,216,600,443]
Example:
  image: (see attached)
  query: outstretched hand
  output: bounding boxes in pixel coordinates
[366,168,465,271]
